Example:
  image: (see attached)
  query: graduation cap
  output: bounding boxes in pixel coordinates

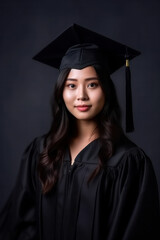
[33,23,141,132]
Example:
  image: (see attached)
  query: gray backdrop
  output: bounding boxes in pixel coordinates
[1,0,160,208]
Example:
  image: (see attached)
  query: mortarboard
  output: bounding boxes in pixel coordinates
[33,23,141,132]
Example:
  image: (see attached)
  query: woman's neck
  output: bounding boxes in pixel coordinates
[72,120,99,142]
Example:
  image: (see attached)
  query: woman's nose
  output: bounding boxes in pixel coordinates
[77,85,89,101]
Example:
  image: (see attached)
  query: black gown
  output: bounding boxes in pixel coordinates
[0,136,160,240]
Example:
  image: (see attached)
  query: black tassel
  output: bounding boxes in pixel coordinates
[125,58,134,132]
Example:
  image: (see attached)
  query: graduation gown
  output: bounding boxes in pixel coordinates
[0,136,160,240]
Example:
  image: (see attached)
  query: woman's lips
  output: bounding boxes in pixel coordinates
[75,105,91,112]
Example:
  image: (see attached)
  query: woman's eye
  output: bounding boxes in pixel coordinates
[88,82,98,88]
[67,84,75,89]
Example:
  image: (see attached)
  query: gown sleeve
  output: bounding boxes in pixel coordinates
[106,147,160,240]
[0,137,42,240]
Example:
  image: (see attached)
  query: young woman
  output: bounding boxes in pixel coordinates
[0,25,160,240]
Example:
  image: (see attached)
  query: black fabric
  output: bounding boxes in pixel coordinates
[125,62,134,132]
[0,136,160,240]
[33,24,140,73]
[59,43,107,71]
[0,137,40,240]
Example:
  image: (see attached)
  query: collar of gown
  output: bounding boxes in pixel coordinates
[63,138,100,165]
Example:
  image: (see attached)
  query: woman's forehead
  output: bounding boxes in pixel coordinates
[67,66,98,79]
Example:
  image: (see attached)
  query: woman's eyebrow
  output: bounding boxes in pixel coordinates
[66,78,77,81]
[85,77,99,81]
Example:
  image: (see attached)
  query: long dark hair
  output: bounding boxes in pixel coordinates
[38,66,124,193]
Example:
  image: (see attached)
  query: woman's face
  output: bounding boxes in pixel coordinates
[62,66,105,121]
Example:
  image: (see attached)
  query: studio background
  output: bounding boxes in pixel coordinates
[1,0,160,208]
